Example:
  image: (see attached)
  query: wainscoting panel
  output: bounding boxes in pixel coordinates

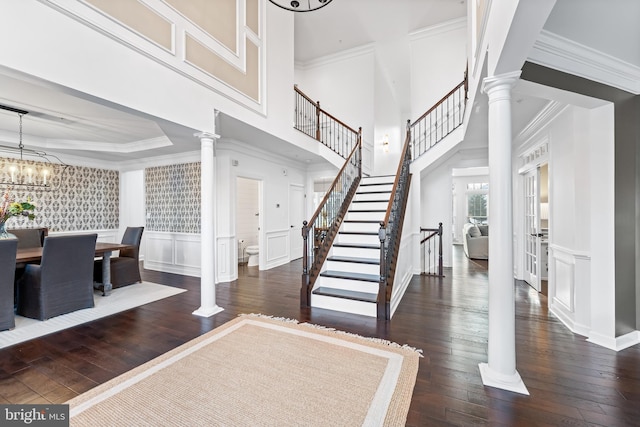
[265,230,289,270]
[553,250,574,312]
[549,244,591,337]
[144,232,200,277]
[216,236,236,283]
[175,235,201,269]
[390,232,416,318]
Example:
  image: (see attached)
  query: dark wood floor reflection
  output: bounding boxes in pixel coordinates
[1,246,639,426]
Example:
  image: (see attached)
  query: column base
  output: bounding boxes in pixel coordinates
[479,363,529,395]
[192,305,224,318]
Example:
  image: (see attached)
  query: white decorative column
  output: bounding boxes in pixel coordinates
[193,131,224,318]
[478,71,528,395]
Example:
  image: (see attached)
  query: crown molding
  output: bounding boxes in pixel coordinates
[44,136,173,153]
[515,100,568,150]
[295,43,375,70]
[528,30,640,95]
[409,17,467,41]
[118,150,201,171]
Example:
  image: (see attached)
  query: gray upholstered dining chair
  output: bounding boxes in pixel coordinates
[9,228,48,249]
[17,234,97,320]
[0,239,18,331]
[94,226,144,290]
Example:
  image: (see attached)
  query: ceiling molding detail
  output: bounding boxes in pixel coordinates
[409,17,466,41]
[528,30,640,95]
[295,43,375,70]
[44,136,173,153]
[515,100,568,150]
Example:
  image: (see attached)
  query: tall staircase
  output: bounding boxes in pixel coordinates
[298,73,467,320]
[310,175,394,317]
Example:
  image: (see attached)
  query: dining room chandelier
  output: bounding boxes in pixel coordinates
[0,104,69,190]
[267,0,333,12]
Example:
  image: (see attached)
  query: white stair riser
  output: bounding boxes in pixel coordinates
[336,233,379,245]
[360,176,394,185]
[354,192,391,202]
[331,246,380,258]
[346,211,385,221]
[316,276,379,293]
[310,293,377,318]
[358,185,393,194]
[351,201,388,211]
[325,260,380,275]
[341,222,380,233]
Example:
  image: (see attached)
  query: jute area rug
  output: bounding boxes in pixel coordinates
[68,314,420,426]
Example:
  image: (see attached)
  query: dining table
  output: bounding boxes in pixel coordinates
[16,241,134,296]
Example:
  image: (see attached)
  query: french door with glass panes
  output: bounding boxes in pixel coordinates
[524,168,542,291]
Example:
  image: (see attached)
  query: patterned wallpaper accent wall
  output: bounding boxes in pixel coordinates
[145,163,201,233]
[0,157,119,232]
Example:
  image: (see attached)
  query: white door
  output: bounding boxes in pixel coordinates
[289,184,305,260]
[524,168,541,291]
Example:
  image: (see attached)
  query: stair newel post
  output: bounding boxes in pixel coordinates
[378,222,388,319]
[315,101,321,141]
[358,127,362,179]
[301,220,310,307]
[438,222,444,277]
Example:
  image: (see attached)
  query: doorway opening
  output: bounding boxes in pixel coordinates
[236,176,261,268]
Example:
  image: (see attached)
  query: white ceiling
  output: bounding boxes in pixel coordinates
[0,0,636,167]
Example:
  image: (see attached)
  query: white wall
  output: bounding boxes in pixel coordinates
[120,169,146,258]
[531,103,616,342]
[421,164,454,268]
[294,45,376,164]
[409,18,467,120]
[217,142,306,280]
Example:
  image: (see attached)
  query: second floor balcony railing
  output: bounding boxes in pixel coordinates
[294,85,360,159]
[410,70,468,160]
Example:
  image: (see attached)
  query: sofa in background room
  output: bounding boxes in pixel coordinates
[462,223,488,260]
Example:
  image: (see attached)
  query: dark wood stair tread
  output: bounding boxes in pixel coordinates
[353,199,389,203]
[356,190,392,194]
[348,209,386,213]
[320,270,379,282]
[312,287,377,303]
[333,242,379,249]
[339,231,377,236]
[343,220,380,223]
[327,255,379,265]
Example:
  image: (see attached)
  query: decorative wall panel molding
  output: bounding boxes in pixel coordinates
[144,231,201,277]
[1,156,118,232]
[145,162,200,233]
[42,0,265,111]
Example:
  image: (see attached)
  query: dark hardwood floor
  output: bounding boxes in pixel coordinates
[1,246,639,426]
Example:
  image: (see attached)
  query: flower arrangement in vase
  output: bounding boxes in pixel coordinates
[0,190,36,239]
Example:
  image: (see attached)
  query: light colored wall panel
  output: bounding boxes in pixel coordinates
[85,0,173,49]
[246,0,259,35]
[146,234,174,265]
[553,251,574,311]
[175,236,201,268]
[186,36,260,101]
[265,231,288,268]
[165,0,236,51]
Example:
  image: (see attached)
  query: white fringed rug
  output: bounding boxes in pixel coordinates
[0,282,186,349]
[68,314,421,427]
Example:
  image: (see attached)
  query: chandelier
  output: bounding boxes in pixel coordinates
[0,104,69,190]
[267,0,333,12]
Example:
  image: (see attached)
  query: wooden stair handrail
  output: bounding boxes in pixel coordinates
[294,85,359,135]
[306,130,362,228]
